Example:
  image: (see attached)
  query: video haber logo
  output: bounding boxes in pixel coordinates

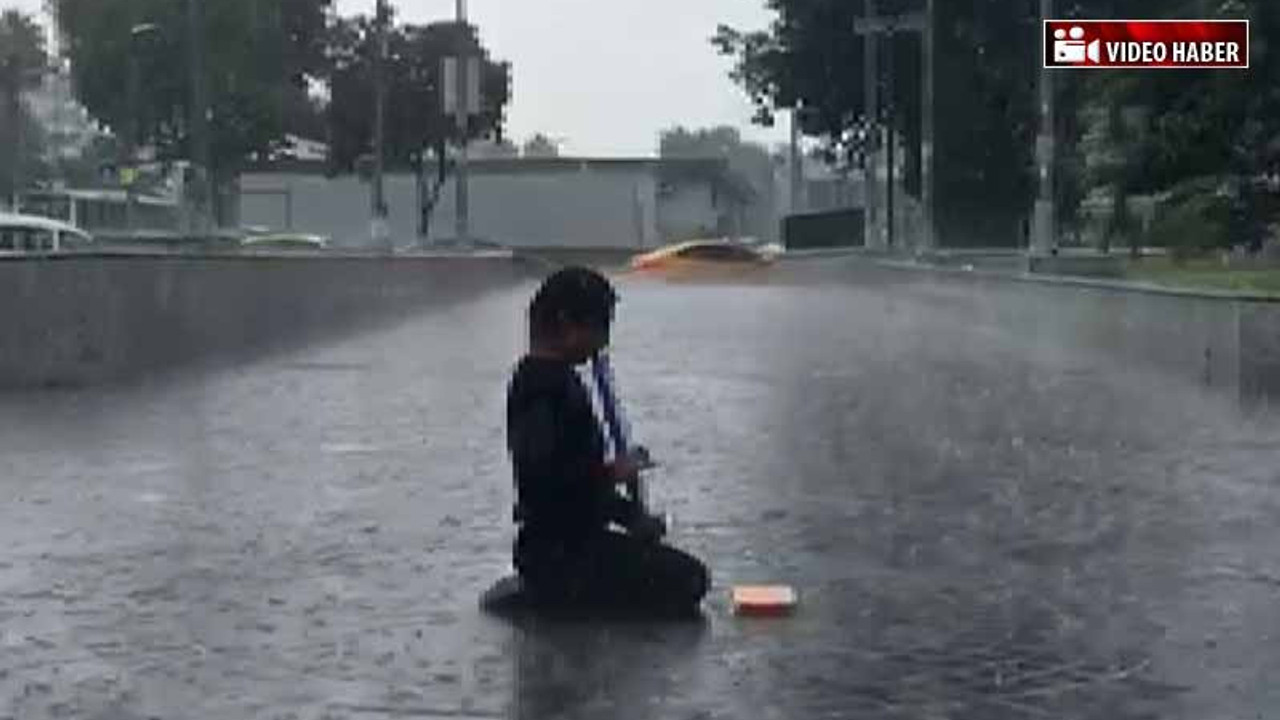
[1053,26,1101,65]
[1044,20,1249,69]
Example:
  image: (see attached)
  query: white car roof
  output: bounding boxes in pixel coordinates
[0,212,93,240]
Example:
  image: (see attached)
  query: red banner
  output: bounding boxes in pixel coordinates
[1044,20,1250,69]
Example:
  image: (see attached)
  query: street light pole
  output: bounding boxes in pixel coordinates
[371,0,390,251]
[3,54,22,210]
[920,0,935,253]
[1032,0,1056,255]
[126,49,139,232]
[862,0,881,251]
[454,0,471,246]
[187,0,213,233]
[125,24,156,234]
[884,26,896,250]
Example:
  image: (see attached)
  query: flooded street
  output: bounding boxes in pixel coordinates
[1,263,1278,719]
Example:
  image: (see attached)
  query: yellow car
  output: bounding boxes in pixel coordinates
[629,239,776,277]
[240,233,330,252]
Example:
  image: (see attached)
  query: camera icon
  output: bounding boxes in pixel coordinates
[1052,26,1100,64]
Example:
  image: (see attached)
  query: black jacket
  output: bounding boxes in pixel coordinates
[506,356,632,545]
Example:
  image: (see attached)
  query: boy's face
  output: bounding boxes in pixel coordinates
[559,314,611,365]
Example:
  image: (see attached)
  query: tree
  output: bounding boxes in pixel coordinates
[712,2,868,172]
[716,0,1280,249]
[326,17,511,173]
[1063,0,1280,252]
[326,15,511,241]
[522,133,559,158]
[57,0,333,222]
[0,10,49,205]
[280,83,327,145]
[715,0,1042,248]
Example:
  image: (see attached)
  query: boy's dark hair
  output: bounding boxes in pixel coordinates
[529,266,617,341]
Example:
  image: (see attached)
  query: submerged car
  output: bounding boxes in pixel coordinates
[240,233,329,251]
[629,239,776,275]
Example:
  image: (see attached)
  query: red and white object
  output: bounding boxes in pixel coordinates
[732,585,799,617]
[1044,20,1249,69]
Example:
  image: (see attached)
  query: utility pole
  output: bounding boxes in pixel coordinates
[126,23,156,234]
[454,0,471,246]
[126,46,138,232]
[3,53,21,210]
[1032,0,1056,255]
[920,0,935,252]
[789,107,803,215]
[861,0,881,251]
[187,0,212,233]
[371,0,390,251]
[884,28,895,250]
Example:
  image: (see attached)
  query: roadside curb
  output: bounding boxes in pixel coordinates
[868,257,1280,304]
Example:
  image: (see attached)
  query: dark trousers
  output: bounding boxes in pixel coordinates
[515,529,710,615]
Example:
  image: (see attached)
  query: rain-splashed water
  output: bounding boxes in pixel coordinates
[0,262,1276,719]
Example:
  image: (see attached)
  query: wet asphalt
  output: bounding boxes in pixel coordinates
[1,260,1278,719]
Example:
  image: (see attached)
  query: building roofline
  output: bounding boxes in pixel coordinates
[244,156,732,176]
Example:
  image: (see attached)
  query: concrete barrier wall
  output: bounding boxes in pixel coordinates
[0,253,537,390]
[869,263,1279,408]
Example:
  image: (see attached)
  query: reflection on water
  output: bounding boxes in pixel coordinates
[508,615,709,720]
[0,266,1277,718]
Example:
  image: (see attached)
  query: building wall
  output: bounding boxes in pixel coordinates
[240,173,417,248]
[428,166,660,248]
[656,182,719,241]
[240,166,666,250]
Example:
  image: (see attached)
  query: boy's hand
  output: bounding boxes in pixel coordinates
[604,448,655,485]
[631,445,656,470]
[605,455,644,484]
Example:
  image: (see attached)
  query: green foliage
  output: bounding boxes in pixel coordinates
[716,0,1280,248]
[325,16,511,174]
[712,1,868,169]
[1,10,49,201]
[714,0,1041,247]
[1066,0,1280,248]
[57,0,332,174]
[521,133,559,158]
[1143,177,1231,261]
[0,10,46,82]
[660,124,772,202]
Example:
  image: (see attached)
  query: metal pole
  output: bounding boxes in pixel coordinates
[863,0,881,251]
[1032,0,1056,255]
[188,0,212,232]
[920,0,935,253]
[372,0,389,250]
[789,107,803,214]
[5,55,22,210]
[454,0,470,245]
[126,45,140,233]
[885,28,895,250]
[13,86,23,212]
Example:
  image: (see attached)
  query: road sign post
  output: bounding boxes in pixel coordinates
[442,52,482,247]
[854,7,934,255]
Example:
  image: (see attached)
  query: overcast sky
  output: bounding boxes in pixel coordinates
[12,0,789,157]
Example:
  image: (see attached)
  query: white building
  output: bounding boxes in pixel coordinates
[239,157,759,250]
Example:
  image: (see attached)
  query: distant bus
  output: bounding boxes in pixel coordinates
[20,188,181,239]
